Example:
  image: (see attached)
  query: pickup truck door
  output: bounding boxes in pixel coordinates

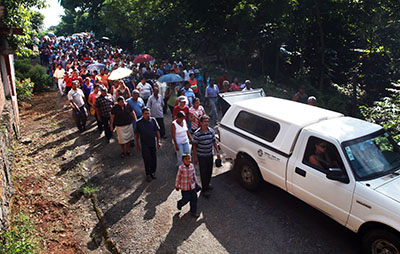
[288,134,355,226]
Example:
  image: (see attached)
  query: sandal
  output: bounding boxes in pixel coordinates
[126,151,131,156]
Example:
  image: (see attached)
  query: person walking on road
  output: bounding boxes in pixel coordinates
[147,87,166,138]
[110,96,137,158]
[205,81,219,124]
[95,86,115,142]
[175,154,200,218]
[189,97,206,133]
[68,80,87,132]
[172,111,192,166]
[192,115,221,197]
[135,107,161,182]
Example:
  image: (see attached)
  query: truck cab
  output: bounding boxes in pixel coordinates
[218,94,400,254]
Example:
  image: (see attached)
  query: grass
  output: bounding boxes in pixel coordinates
[0,211,40,254]
[80,184,98,198]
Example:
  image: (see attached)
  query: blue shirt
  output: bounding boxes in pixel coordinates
[183,88,195,106]
[126,97,145,118]
[196,75,203,90]
[205,85,219,98]
[135,117,160,147]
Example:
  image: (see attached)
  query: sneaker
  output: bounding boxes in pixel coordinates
[177,201,182,210]
[190,211,200,218]
[146,175,152,182]
[150,174,157,179]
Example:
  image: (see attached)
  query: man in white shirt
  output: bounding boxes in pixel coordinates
[53,64,65,96]
[146,87,165,138]
[136,78,153,105]
[68,81,87,132]
[242,80,253,91]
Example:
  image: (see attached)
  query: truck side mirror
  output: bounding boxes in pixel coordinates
[326,168,350,184]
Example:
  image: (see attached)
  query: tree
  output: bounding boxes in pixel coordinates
[1,0,46,56]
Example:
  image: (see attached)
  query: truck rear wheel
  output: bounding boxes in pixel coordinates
[362,228,400,254]
[236,158,262,190]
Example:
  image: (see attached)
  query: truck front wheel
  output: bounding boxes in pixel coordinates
[236,158,262,190]
[362,228,400,254]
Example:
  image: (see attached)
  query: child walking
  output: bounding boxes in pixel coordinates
[175,154,200,217]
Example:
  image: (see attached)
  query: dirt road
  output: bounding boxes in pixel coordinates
[18,92,360,253]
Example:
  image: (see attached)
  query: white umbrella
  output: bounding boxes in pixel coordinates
[108,68,132,80]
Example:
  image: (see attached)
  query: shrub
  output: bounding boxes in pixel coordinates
[27,65,52,92]
[360,84,400,142]
[0,211,39,254]
[14,58,53,93]
[15,78,34,103]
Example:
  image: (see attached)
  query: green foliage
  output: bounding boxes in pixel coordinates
[2,1,46,57]
[15,78,34,103]
[360,85,400,142]
[80,184,98,198]
[27,65,52,92]
[52,0,400,116]
[0,211,39,254]
[14,58,52,93]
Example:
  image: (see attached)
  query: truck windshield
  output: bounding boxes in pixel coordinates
[343,130,400,180]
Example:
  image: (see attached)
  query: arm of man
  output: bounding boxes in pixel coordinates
[110,114,114,132]
[213,140,221,159]
[135,133,140,151]
[156,130,161,149]
[192,143,198,165]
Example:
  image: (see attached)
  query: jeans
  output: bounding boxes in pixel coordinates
[176,142,190,166]
[208,97,218,122]
[198,155,213,191]
[142,146,157,176]
[178,189,198,213]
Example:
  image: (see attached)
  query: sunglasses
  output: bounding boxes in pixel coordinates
[318,144,327,148]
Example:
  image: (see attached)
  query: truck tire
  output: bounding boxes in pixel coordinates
[362,228,400,254]
[236,158,262,190]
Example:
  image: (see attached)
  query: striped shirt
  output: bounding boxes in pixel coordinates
[189,106,205,131]
[193,127,216,157]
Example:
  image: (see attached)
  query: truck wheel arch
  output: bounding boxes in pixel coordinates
[358,222,400,254]
[234,152,262,190]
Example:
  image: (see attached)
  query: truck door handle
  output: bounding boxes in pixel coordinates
[295,167,307,177]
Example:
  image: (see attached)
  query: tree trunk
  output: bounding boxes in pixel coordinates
[314,0,325,91]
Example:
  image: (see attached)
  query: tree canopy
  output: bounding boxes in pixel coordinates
[1,0,45,56]
[52,0,400,114]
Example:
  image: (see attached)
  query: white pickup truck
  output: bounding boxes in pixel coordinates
[217,90,400,254]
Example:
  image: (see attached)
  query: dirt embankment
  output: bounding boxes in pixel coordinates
[12,92,108,253]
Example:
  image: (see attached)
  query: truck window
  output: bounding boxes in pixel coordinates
[234,111,280,142]
[302,136,344,173]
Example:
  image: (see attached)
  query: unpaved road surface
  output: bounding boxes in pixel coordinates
[19,91,360,253]
[73,99,360,254]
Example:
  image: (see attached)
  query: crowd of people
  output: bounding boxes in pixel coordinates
[40,33,315,217]
[39,34,254,217]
